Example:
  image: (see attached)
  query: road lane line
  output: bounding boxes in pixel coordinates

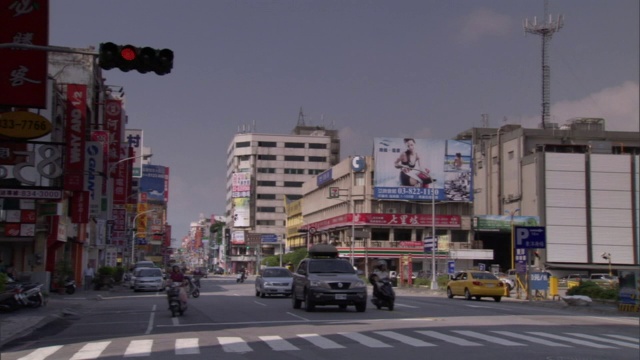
[452,330,525,346]
[393,303,419,308]
[605,334,640,343]
[175,338,200,355]
[218,337,252,353]
[415,331,482,346]
[491,331,571,347]
[17,345,62,360]
[254,301,268,306]
[375,331,436,347]
[124,340,153,357]
[145,305,156,335]
[339,332,392,348]
[70,341,110,359]
[286,312,310,321]
[527,332,614,348]
[259,336,299,351]
[298,334,345,349]
[566,333,639,349]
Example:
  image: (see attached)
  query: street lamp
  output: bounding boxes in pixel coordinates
[505,208,521,270]
[109,153,153,174]
[430,179,438,290]
[131,209,157,265]
[601,252,612,276]
[328,187,355,266]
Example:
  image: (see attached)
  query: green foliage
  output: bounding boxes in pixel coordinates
[261,248,309,269]
[437,274,450,288]
[0,272,7,292]
[566,280,618,300]
[413,278,430,286]
[114,266,125,282]
[97,266,116,277]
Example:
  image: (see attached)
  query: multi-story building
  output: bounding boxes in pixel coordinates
[458,118,640,277]
[225,117,339,273]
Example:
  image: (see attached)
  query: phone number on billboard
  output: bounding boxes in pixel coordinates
[0,189,62,199]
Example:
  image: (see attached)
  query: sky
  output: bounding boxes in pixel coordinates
[49,0,639,238]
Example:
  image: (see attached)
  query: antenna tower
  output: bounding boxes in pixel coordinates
[297,107,306,126]
[523,0,564,129]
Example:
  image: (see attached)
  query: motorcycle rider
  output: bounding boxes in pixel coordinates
[371,260,390,297]
[168,265,188,307]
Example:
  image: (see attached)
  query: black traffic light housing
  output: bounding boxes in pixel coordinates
[98,42,174,75]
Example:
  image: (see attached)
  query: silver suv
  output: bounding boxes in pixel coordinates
[291,244,367,312]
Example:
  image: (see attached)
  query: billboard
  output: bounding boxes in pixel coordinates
[232,172,251,198]
[125,129,144,177]
[373,138,472,201]
[140,165,167,202]
[233,197,251,227]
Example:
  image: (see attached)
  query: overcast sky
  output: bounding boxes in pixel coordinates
[50,0,639,237]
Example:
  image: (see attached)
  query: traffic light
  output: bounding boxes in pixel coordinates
[98,42,174,75]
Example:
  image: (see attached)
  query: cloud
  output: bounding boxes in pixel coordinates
[518,81,639,131]
[457,8,513,43]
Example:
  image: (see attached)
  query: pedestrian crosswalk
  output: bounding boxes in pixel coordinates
[11,329,638,359]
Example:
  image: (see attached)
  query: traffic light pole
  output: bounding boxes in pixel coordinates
[0,43,98,56]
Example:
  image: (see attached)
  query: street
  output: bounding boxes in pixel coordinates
[1,275,638,360]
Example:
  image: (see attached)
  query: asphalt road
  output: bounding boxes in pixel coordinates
[1,275,638,360]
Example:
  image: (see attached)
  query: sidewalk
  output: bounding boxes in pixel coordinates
[0,286,124,350]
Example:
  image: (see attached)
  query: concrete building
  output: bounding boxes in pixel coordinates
[458,118,640,277]
[225,117,339,274]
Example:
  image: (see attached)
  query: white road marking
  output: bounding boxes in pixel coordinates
[254,301,268,306]
[124,339,153,357]
[286,312,310,321]
[393,303,419,308]
[416,330,482,346]
[70,341,110,359]
[339,332,392,348]
[17,345,62,360]
[298,334,345,349]
[175,338,200,355]
[453,330,525,346]
[605,334,640,343]
[375,331,436,347]
[527,332,614,348]
[218,337,252,353]
[259,335,299,351]
[491,331,571,347]
[145,305,156,335]
[566,333,639,349]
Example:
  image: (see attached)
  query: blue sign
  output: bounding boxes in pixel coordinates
[478,263,486,271]
[352,156,366,172]
[316,169,333,187]
[261,233,278,243]
[515,226,546,249]
[447,261,455,275]
[530,271,550,291]
[135,237,147,245]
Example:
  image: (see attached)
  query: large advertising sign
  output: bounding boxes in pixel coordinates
[105,99,124,169]
[232,172,251,198]
[84,142,104,218]
[0,0,49,108]
[233,198,251,227]
[140,165,167,203]
[64,84,87,191]
[373,138,472,201]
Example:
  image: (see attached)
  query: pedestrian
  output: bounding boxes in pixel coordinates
[83,263,95,290]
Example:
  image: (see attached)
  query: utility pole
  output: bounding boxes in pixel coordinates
[523,0,564,129]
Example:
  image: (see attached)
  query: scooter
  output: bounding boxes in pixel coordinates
[236,272,246,283]
[64,277,77,294]
[0,281,23,312]
[166,283,187,317]
[369,274,395,311]
[18,283,44,308]
[185,276,200,298]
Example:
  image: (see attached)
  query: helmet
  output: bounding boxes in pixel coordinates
[375,260,387,269]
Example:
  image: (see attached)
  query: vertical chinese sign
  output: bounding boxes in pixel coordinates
[0,0,49,108]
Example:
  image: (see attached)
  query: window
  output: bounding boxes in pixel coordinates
[257,207,276,212]
[308,169,324,175]
[258,155,277,160]
[285,194,302,200]
[309,143,327,149]
[235,141,250,148]
[284,181,303,187]
[237,155,250,161]
[284,155,305,161]
[256,220,276,226]
[284,168,304,174]
[508,150,514,160]
[477,160,483,169]
[257,194,276,200]
[492,156,498,165]
[257,181,276,186]
[308,156,326,162]
[257,167,275,173]
[258,141,277,147]
[284,142,305,148]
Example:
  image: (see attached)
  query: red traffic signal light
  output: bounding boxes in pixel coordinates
[99,42,173,75]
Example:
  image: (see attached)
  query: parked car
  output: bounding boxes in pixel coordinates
[589,273,618,288]
[255,266,293,298]
[494,272,515,291]
[133,267,165,292]
[565,274,588,288]
[291,244,367,312]
[446,270,505,302]
[211,266,225,275]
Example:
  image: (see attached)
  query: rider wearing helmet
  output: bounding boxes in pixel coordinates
[373,260,389,281]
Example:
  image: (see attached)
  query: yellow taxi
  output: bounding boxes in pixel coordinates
[446,270,505,302]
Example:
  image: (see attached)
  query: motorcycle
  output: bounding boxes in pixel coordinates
[184,276,200,298]
[64,276,77,294]
[0,280,24,312]
[236,272,246,283]
[369,274,395,311]
[17,282,44,308]
[166,282,187,317]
